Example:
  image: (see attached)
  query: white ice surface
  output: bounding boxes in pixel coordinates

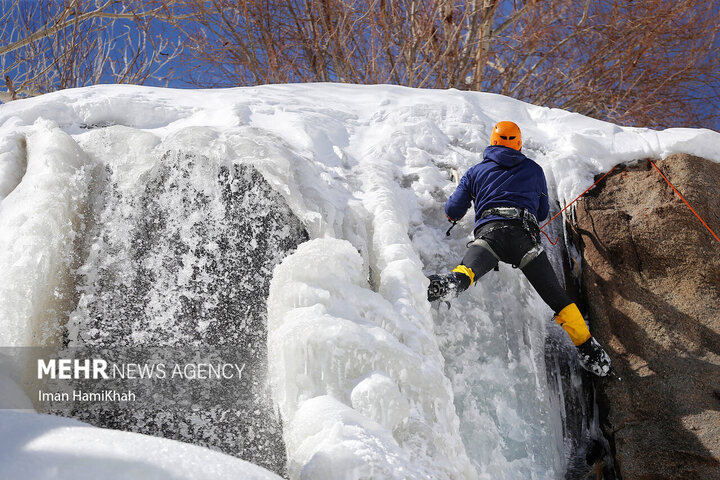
[0,121,92,348]
[0,83,718,479]
[0,411,283,480]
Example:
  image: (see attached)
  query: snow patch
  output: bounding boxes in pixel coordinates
[0,411,283,480]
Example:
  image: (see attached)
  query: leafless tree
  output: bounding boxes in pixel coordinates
[495,0,720,129]
[3,1,717,129]
[179,0,720,129]
[0,0,188,101]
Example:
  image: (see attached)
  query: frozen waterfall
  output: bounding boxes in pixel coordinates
[2,83,717,479]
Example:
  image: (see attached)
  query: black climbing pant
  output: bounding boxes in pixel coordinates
[460,220,573,314]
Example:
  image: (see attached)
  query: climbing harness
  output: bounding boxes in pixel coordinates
[481,207,541,240]
[472,207,546,269]
[481,206,537,222]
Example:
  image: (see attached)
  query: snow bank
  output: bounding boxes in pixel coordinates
[0,83,718,479]
[0,411,283,480]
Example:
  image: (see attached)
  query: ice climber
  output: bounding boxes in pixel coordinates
[427,121,611,377]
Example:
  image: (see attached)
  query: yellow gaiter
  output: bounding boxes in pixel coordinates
[555,303,592,346]
[452,265,475,284]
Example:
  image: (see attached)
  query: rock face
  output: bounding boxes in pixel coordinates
[574,154,720,479]
[46,153,308,477]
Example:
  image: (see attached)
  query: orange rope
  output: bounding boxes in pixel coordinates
[539,165,619,245]
[648,159,720,244]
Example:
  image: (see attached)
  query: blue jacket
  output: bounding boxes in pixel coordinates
[445,146,549,231]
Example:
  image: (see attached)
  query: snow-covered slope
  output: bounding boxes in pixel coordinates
[0,83,718,480]
[0,411,283,480]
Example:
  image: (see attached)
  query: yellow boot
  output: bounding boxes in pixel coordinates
[555,303,591,346]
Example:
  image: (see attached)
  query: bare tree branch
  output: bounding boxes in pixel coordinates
[0,0,188,99]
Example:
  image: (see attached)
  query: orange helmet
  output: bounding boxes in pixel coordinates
[490,121,522,150]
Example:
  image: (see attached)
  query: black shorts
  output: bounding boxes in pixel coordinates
[460,220,572,314]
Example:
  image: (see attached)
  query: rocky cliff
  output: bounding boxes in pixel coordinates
[574,154,720,479]
[47,153,308,477]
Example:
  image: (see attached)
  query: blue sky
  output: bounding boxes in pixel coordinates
[2,1,718,131]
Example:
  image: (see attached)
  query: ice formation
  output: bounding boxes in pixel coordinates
[0,83,718,479]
